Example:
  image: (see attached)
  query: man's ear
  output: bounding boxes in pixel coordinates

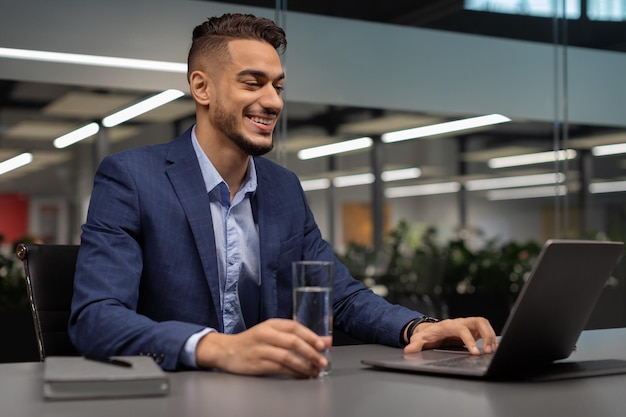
[189,70,211,105]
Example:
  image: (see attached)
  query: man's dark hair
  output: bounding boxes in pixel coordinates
[187,13,287,78]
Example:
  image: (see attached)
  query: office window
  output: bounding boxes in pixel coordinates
[465,0,581,18]
[588,0,626,20]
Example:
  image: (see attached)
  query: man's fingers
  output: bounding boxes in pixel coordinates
[271,319,329,350]
[261,319,329,366]
[454,326,481,355]
[474,318,498,353]
[403,317,497,355]
[254,344,324,378]
[196,319,330,378]
[244,319,329,377]
[404,338,427,353]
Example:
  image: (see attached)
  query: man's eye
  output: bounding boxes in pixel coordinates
[274,85,285,93]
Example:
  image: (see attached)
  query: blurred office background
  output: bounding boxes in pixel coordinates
[1,0,625,335]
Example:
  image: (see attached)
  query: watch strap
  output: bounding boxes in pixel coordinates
[404,316,440,345]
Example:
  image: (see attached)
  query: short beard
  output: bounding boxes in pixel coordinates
[230,131,274,157]
[214,101,274,157]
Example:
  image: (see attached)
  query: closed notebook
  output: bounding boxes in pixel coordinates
[43,356,169,400]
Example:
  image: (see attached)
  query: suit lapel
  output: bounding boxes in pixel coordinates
[165,131,223,331]
[253,158,280,320]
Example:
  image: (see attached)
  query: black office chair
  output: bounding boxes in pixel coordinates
[16,243,81,361]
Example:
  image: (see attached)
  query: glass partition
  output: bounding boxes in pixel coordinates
[0,0,624,329]
[263,0,626,329]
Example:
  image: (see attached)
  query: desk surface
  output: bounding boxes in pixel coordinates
[2,328,626,417]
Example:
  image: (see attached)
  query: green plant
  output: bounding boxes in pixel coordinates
[441,237,542,295]
[337,241,379,282]
[337,220,442,297]
[338,221,543,299]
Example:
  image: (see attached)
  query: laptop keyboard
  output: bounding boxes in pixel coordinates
[425,354,493,369]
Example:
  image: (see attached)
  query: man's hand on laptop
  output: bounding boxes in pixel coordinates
[404,317,497,356]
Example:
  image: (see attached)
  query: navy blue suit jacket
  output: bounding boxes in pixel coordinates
[69,128,418,370]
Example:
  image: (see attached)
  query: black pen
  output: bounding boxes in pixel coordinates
[84,355,133,368]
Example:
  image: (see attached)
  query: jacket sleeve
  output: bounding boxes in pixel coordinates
[68,154,206,371]
[289,171,420,346]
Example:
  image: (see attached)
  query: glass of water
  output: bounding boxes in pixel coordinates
[292,260,333,376]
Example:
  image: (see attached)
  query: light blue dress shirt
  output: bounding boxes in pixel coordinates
[180,126,261,368]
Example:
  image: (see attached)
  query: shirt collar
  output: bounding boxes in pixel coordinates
[191,125,258,197]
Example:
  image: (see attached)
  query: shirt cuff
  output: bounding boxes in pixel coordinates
[180,328,215,368]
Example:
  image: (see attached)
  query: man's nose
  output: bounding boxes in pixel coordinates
[259,85,283,112]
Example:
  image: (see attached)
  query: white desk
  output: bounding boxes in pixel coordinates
[2,328,626,417]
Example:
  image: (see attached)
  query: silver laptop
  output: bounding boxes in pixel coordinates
[362,239,625,380]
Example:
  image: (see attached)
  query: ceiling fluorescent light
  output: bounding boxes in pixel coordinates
[298,137,373,160]
[486,185,568,200]
[465,173,565,191]
[0,152,33,176]
[591,143,626,157]
[0,47,187,73]
[381,167,421,182]
[53,122,100,149]
[488,149,577,169]
[589,181,626,194]
[381,114,510,143]
[302,167,420,191]
[301,178,331,191]
[333,173,375,188]
[102,89,185,128]
[385,182,461,198]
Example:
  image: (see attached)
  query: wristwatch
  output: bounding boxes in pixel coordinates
[404,316,440,345]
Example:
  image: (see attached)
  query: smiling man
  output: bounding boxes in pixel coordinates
[69,13,496,378]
